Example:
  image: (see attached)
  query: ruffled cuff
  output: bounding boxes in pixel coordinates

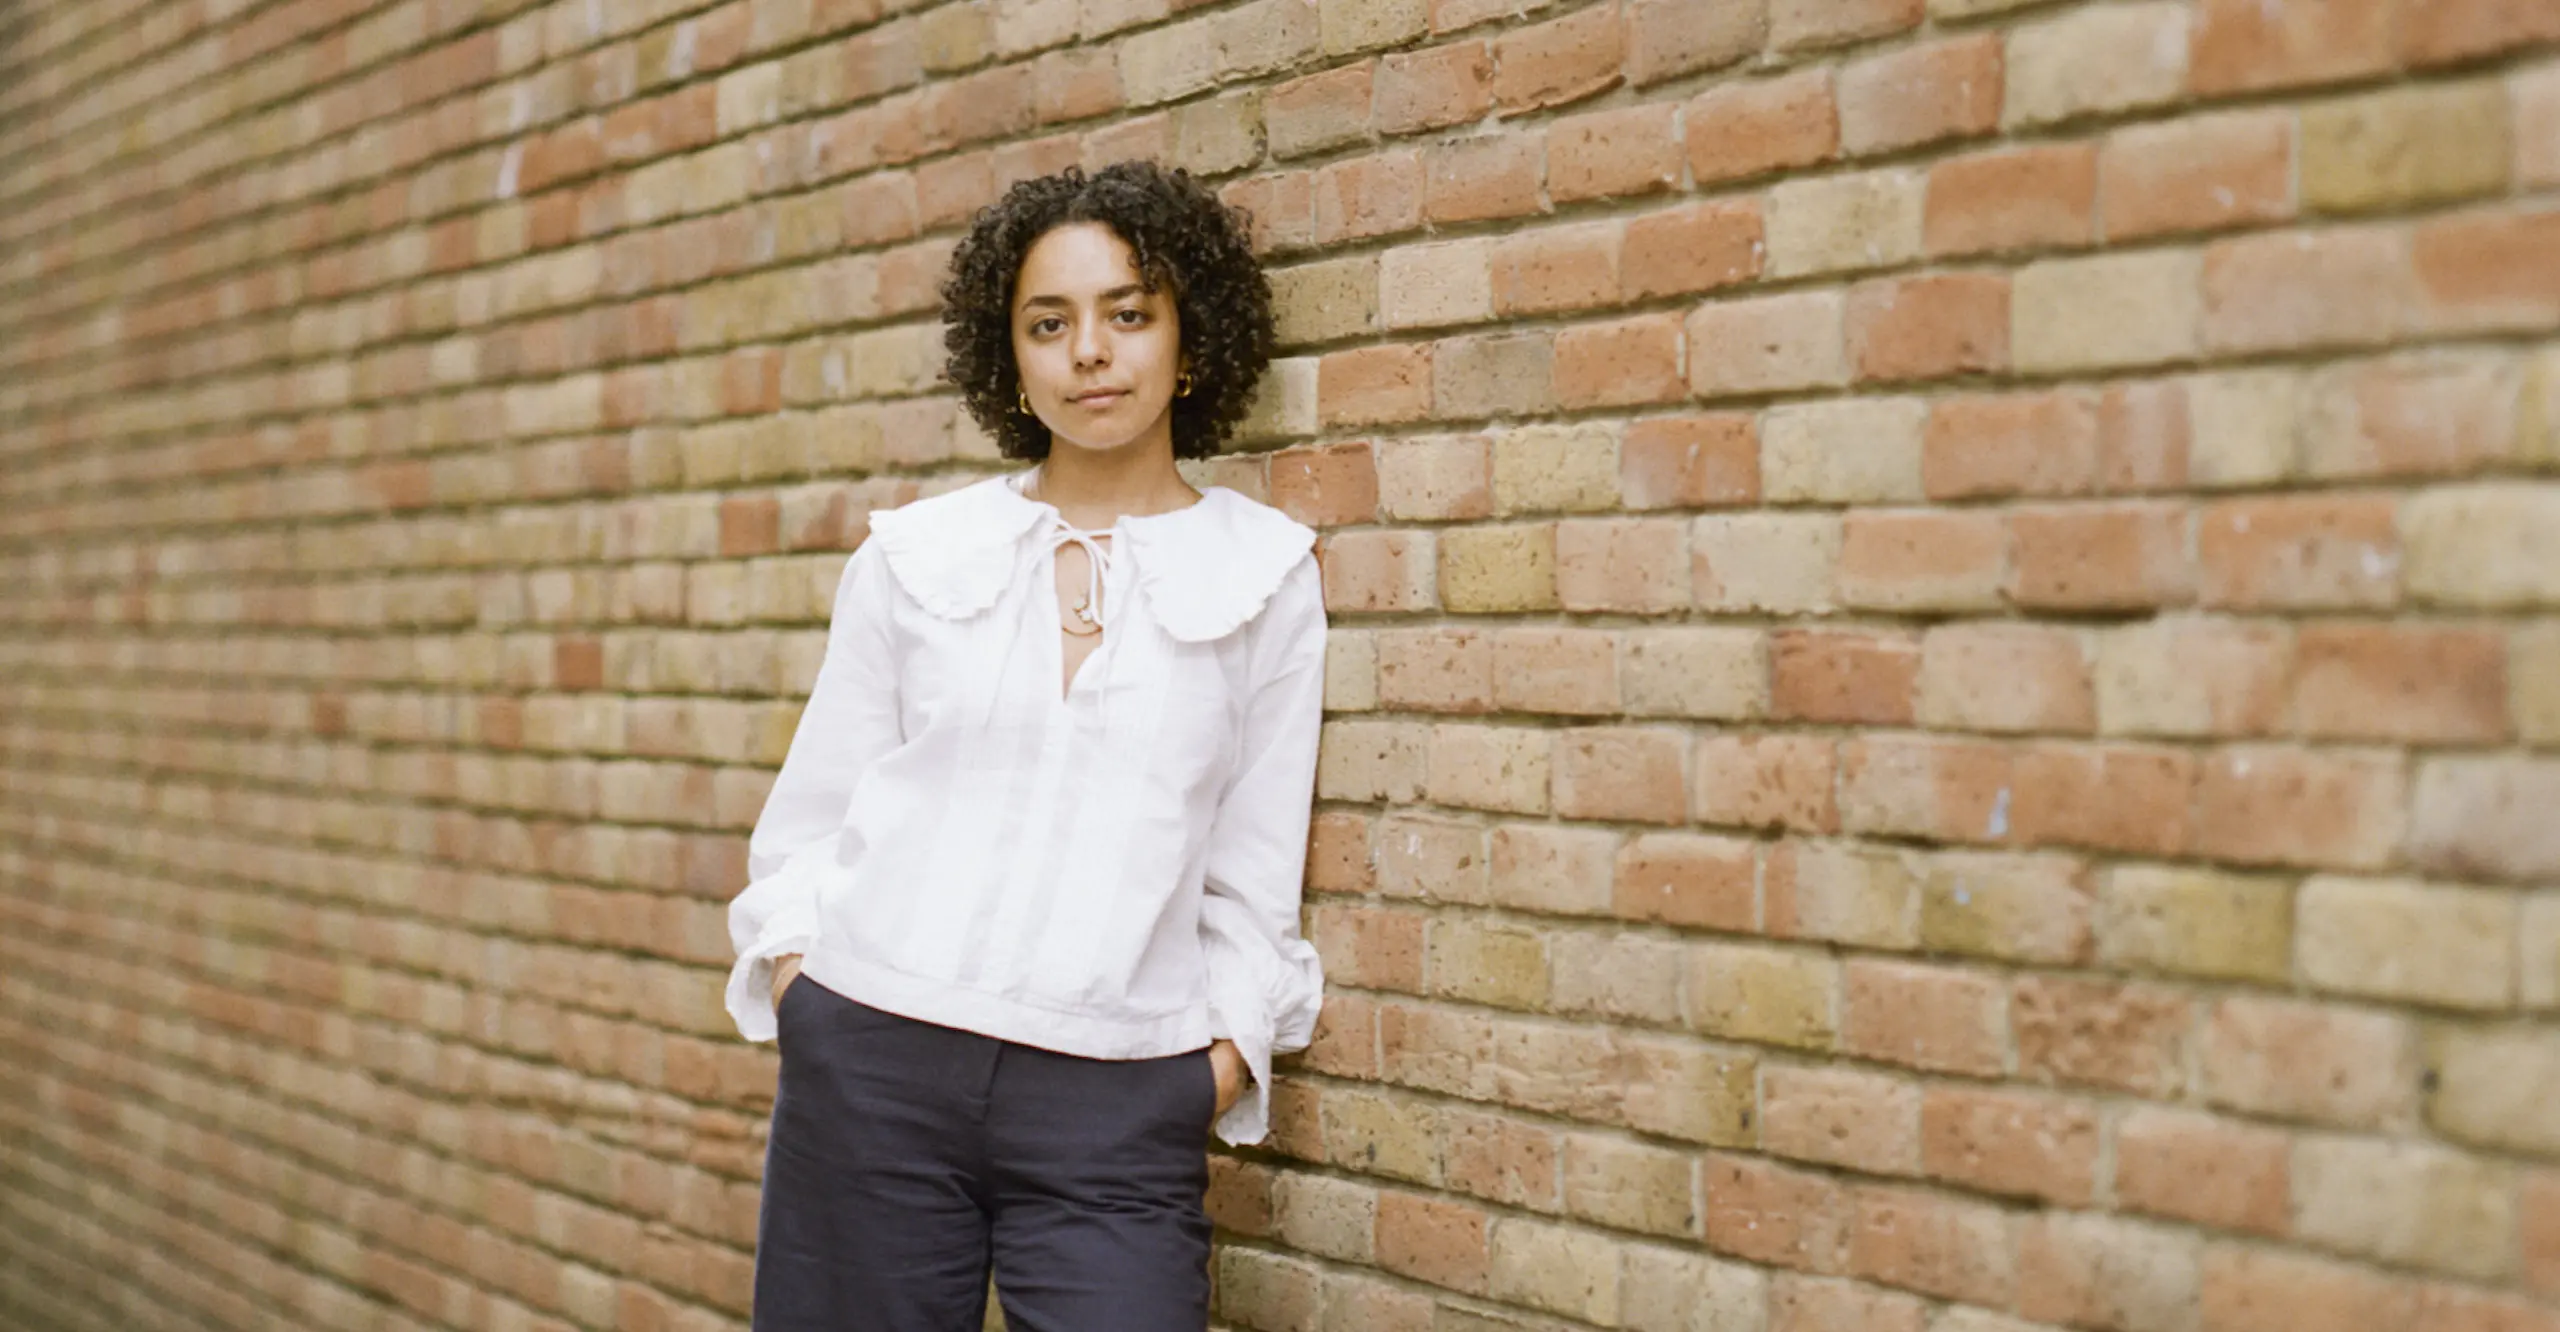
[725,850,827,1043]
[1202,921,1324,1146]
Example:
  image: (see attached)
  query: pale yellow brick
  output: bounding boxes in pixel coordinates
[2005,2,2190,129]
[1378,812,1490,901]
[1271,256,1380,346]
[1118,11,1220,105]
[2303,82,2512,214]
[1216,1250,1320,1328]
[1760,398,1927,504]
[1922,850,2092,964]
[1491,823,1621,916]
[1549,932,1686,1026]
[1428,724,1552,814]
[1489,1216,1621,1324]
[2095,617,2293,738]
[2292,1137,2515,1280]
[1684,942,1838,1050]
[2098,866,2293,984]
[2523,347,2560,468]
[1622,627,1768,720]
[1319,1087,1443,1185]
[2186,369,2306,488]
[2411,756,2560,883]
[2524,894,2560,1010]
[2427,1028,2560,1158]
[1381,239,1496,331]
[1686,292,1848,397]
[1327,628,1379,712]
[2299,876,2517,1009]
[1928,0,2044,14]
[1440,523,1560,612]
[1377,433,1492,521]
[1691,513,1842,615]
[1766,169,1924,278]
[994,0,1081,57]
[1621,1246,1768,1332]
[2405,484,2560,609]
[715,60,784,134]
[1272,1172,1378,1263]
[1237,356,1319,444]
[1322,0,1427,53]
[2014,250,2203,373]
[1317,718,1428,802]
[1172,87,1264,176]
[1562,1134,1699,1238]
[2518,59,2560,188]
[1427,916,1551,1009]
[1493,423,1621,515]
[1777,841,1921,950]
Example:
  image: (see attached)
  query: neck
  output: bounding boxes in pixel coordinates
[1030,440,1199,529]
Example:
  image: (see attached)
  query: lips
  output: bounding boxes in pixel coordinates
[1068,389,1126,407]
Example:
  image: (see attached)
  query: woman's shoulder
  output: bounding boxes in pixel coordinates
[1124,487,1318,644]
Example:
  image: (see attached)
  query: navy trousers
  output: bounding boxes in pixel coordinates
[752,975,1218,1331]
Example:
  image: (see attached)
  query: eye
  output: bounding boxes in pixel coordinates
[1028,316,1064,336]
[1113,307,1147,325]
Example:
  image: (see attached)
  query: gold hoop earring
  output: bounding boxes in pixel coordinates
[1175,370,1194,398]
[1018,387,1033,414]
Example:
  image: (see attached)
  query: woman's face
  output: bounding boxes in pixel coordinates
[1010,221,1186,461]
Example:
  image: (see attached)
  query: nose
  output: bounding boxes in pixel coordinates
[1071,312,1110,369]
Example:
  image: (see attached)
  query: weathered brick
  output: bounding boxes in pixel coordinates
[1615,832,1757,932]
[2203,226,2420,354]
[1685,942,1838,1051]
[1693,512,1842,615]
[2100,109,2296,240]
[2189,0,2398,95]
[1841,959,2005,1077]
[1762,398,1928,505]
[2428,1027,2560,1159]
[1922,1088,2100,1206]
[1687,69,1840,185]
[2004,3,2191,129]
[2201,995,2420,1129]
[1767,169,1925,279]
[2411,756,2560,882]
[2016,1213,2202,1332]
[1626,627,1767,720]
[2012,250,2203,373]
[2293,1137,2517,1280]
[2301,82,2513,214]
[1916,624,2095,735]
[1847,1187,2017,1307]
[1693,733,1833,833]
[1848,274,2010,383]
[1838,35,2003,156]
[1621,414,1760,511]
[2405,484,2560,610]
[2096,865,2293,983]
[1837,509,2007,612]
[1926,143,2098,257]
[2114,1108,2291,1235]
[2013,976,2192,1098]
[1767,841,1923,951]
[1687,292,1848,398]
[1761,1066,1921,1176]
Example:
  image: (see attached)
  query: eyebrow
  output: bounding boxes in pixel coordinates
[1017,283,1148,312]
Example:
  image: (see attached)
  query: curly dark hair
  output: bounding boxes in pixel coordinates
[938,161,1277,461]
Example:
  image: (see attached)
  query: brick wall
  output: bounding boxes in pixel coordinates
[3,0,2557,1329]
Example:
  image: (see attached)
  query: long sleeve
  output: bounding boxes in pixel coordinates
[725,538,903,1042]
[1197,556,1330,1145]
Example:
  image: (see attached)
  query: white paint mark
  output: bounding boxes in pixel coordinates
[1986,786,2011,839]
[495,143,522,200]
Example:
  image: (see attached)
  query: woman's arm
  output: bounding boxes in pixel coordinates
[725,539,903,1041]
[1196,557,1329,1145]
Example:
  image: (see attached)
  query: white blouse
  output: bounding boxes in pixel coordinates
[725,470,1330,1146]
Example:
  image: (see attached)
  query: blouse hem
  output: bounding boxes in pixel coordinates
[799,949,1219,1061]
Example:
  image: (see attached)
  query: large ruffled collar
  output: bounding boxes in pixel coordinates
[864,472,1316,643]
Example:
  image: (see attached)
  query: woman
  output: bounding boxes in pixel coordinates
[724,160,1328,1331]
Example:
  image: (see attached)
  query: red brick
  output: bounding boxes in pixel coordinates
[1761,1066,1921,1175]
[1554,315,1685,410]
[2099,379,2194,493]
[1377,41,1492,134]
[1841,961,2006,1078]
[1315,151,1425,244]
[1443,1108,1560,1210]
[1266,62,1376,160]
[1837,510,2008,612]
[1377,627,1492,713]
[2204,227,2420,354]
[2190,0,2399,95]
[1846,273,2010,383]
[2009,743,2198,857]
[2201,1246,2420,1332]
[1492,628,1618,716]
[1423,132,1543,225]
[719,496,779,556]
[2007,501,2193,611]
[2102,110,2296,241]
[1311,904,1428,992]
[1615,833,1757,932]
[1556,516,1689,612]
[1320,344,1433,427]
[2310,353,2522,481]
[1926,143,2098,257]
[1321,530,1438,612]
[1917,624,2096,736]
[1693,734,1836,835]
[1772,0,1922,52]
[1846,1186,2016,1307]
[1925,389,2100,499]
[2197,494,2402,610]
[1307,811,1376,895]
[2413,207,2560,333]
[1224,170,1320,253]
[2013,976,2192,1098]
[2114,1108,2290,1236]
[2292,624,2509,743]
[1268,443,1380,528]
[2525,1170,2560,1298]
[1922,1087,2100,1206]
[2402,0,2560,65]
[1555,727,1687,824]
[2192,746,2406,871]
[1626,0,1768,87]
[1772,629,1919,726]
[2199,994,2419,1130]
[2411,1287,2560,1332]
[1374,1192,1488,1294]
[2017,1214,2202,1332]
[1770,1276,1927,1332]
[1620,414,1759,510]
[1489,3,1622,112]
[1491,222,1621,316]
[1687,69,1838,185]
[1837,35,2002,156]
[1548,103,1681,202]
[1704,1153,1851,1273]
[1623,199,1764,300]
